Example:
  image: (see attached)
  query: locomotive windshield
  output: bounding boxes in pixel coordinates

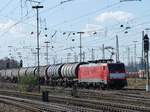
[108,63,125,73]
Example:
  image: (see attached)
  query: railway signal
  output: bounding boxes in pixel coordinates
[144,34,149,52]
[143,34,150,92]
[20,59,23,68]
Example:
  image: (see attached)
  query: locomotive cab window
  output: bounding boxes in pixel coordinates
[108,63,125,72]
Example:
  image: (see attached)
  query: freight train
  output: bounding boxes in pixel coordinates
[0,59,127,89]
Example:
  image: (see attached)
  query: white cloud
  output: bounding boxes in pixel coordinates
[0,20,14,31]
[95,11,134,23]
[0,20,23,35]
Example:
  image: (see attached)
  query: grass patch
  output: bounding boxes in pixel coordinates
[17,74,38,92]
[127,78,146,89]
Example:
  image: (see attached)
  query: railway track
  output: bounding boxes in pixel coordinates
[0,82,149,100]
[47,94,150,112]
[41,86,150,107]
[0,94,102,112]
[42,86,149,99]
[0,90,149,112]
[0,82,147,97]
[1,83,150,111]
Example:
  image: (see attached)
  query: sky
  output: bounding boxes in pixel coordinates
[0,0,149,67]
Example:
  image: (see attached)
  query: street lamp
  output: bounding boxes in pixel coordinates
[32,5,43,92]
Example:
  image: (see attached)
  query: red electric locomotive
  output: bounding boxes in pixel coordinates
[78,60,127,89]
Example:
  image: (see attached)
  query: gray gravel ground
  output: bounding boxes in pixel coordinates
[0,103,32,112]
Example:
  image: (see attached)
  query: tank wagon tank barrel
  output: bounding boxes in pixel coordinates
[61,62,85,78]
[47,64,63,79]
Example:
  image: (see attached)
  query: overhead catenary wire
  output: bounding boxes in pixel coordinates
[0,0,146,42]
[83,19,150,46]
[38,18,150,55]
[0,0,149,65]
[50,2,121,28]
[0,0,76,39]
[42,22,146,54]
